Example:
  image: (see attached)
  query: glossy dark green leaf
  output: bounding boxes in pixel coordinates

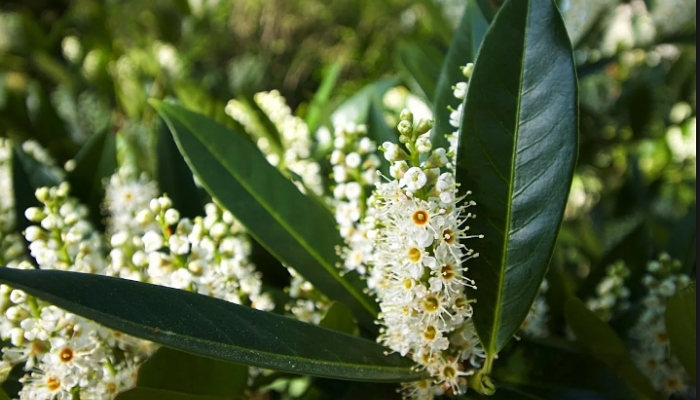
[565,297,662,400]
[0,268,425,382]
[395,41,442,102]
[475,0,503,22]
[331,78,399,146]
[305,62,343,133]
[151,101,379,329]
[116,388,228,400]
[456,0,578,360]
[494,339,641,400]
[11,145,62,234]
[156,121,202,219]
[136,347,247,396]
[664,281,696,383]
[431,0,488,151]
[67,129,117,229]
[319,302,359,336]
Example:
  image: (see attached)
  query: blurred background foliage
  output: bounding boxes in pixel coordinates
[0,0,696,397]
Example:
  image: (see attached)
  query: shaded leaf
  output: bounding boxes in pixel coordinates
[156,121,202,219]
[136,347,247,396]
[305,62,343,133]
[0,268,425,382]
[431,0,489,151]
[151,101,378,329]
[456,0,578,359]
[494,339,642,400]
[67,130,117,230]
[0,388,8,400]
[664,281,696,383]
[116,388,228,400]
[319,302,359,336]
[331,78,398,138]
[565,297,662,400]
[668,207,697,276]
[11,145,61,234]
[475,0,504,22]
[395,41,443,102]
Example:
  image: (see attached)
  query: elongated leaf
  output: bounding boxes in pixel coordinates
[116,388,228,400]
[431,0,489,151]
[476,0,503,22]
[305,62,343,133]
[319,302,359,336]
[456,0,578,359]
[395,41,443,102]
[151,101,378,329]
[0,388,8,400]
[135,347,248,397]
[156,121,202,219]
[668,207,696,276]
[0,268,425,382]
[565,297,662,400]
[67,129,117,229]
[665,281,696,383]
[331,78,398,133]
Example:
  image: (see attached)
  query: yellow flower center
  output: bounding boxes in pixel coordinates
[423,296,439,312]
[408,248,422,263]
[412,210,429,226]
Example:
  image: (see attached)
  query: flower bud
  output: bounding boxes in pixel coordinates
[397,120,413,136]
[462,63,474,79]
[164,209,180,225]
[399,109,413,122]
[415,119,433,135]
[35,187,50,203]
[24,207,45,222]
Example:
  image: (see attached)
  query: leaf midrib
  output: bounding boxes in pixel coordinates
[487,0,531,356]
[2,275,419,379]
[166,109,378,317]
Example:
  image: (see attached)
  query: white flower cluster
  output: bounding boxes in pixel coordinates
[330,124,381,275]
[630,254,694,399]
[585,260,631,321]
[367,110,483,398]
[2,184,150,399]
[226,90,323,195]
[446,63,474,159]
[284,267,330,325]
[520,280,550,339]
[118,197,274,311]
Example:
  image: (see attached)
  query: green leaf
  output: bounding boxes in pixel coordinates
[151,100,378,329]
[116,388,229,400]
[494,339,642,400]
[668,207,696,276]
[319,302,359,336]
[431,0,488,151]
[395,41,443,102]
[305,62,343,133]
[0,268,425,382]
[331,78,399,145]
[11,144,62,234]
[136,347,247,396]
[456,0,578,362]
[565,297,662,400]
[0,388,9,400]
[665,281,696,383]
[67,129,117,229]
[476,0,504,22]
[156,121,203,219]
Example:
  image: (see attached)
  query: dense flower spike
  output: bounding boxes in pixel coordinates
[331,123,381,275]
[2,183,149,399]
[127,197,274,311]
[586,261,631,321]
[226,90,324,195]
[630,254,694,399]
[366,111,483,398]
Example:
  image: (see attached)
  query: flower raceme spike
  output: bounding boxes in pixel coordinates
[362,111,483,399]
